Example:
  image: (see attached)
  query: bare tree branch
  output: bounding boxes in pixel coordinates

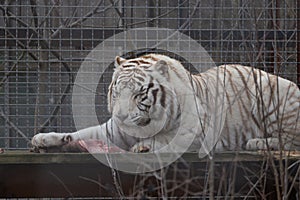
[0,4,74,134]
[0,50,25,87]
[50,0,110,39]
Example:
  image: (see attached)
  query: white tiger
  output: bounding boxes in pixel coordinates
[32,54,300,152]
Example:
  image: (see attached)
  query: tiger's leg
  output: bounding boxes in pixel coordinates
[245,137,293,151]
[31,125,103,148]
[31,119,124,148]
[130,131,197,153]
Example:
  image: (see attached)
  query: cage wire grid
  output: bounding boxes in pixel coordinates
[0,0,299,149]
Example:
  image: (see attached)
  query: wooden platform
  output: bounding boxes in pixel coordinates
[0,151,299,198]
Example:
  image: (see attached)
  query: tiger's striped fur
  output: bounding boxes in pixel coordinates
[32,54,300,152]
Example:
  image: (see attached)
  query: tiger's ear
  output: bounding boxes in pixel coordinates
[115,56,126,68]
[153,60,168,77]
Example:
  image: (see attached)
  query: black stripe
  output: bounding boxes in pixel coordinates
[140,103,151,108]
[135,76,145,82]
[160,85,166,108]
[130,60,140,65]
[137,103,150,112]
[139,60,151,64]
[146,83,154,93]
[141,96,148,102]
[152,89,159,104]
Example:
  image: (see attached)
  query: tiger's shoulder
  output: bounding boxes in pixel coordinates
[202,64,295,86]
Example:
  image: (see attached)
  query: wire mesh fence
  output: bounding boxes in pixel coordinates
[1,0,300,199]
[0,0,299,149]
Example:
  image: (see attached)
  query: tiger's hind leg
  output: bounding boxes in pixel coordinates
[245,138,292,151]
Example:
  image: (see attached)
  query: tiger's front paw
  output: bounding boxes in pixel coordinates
[31,132,72,148]
[131,144,151,153]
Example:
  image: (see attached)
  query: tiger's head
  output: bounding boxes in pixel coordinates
[107,54,181,138]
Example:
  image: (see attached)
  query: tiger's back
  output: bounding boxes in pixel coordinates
[192,64,300,150]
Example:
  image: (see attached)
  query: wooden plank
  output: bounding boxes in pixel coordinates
[1,151,300,164]
[0,151,299,198]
